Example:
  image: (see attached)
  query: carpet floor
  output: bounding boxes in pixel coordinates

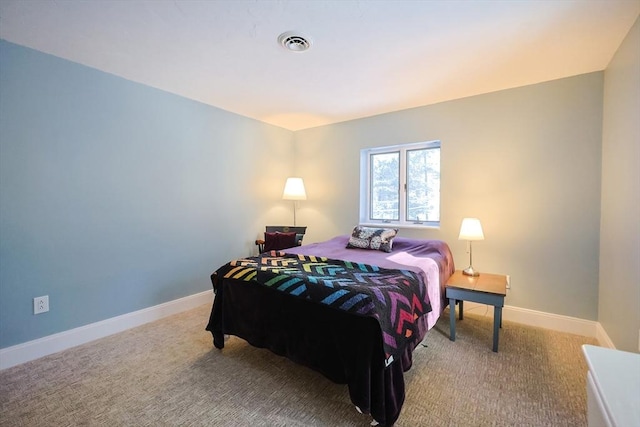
[0,303,597,426]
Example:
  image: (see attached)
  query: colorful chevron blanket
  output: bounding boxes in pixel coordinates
[214,252,432,365]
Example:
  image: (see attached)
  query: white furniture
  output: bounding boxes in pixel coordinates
[582,345,640,427]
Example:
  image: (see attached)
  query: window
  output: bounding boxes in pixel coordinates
[360,140,440,227]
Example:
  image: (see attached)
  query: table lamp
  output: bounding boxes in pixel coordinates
[458,217,484,276]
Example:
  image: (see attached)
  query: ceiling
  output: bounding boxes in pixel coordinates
[1,1,638,131]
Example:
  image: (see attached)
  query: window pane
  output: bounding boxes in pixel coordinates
[360,140,440,226]
[370,152,399,221]
[407,148,440,222]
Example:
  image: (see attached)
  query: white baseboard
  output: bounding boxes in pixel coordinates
[460,301,614,347]
[595,322,616,349]
[0,290,213,370]
[1,293,615,370]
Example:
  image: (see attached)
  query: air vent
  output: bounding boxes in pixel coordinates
[278,31,312,52]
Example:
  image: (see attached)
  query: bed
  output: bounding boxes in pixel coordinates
[206,234,455,426]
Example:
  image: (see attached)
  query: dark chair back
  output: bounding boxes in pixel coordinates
[256,226,307,253]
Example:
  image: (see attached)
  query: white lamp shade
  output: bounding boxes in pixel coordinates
[282,177,307,200]
[458,218,484,240]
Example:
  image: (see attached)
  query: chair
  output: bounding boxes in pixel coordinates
[256,226,307,253]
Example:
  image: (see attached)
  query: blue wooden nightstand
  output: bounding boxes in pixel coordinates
[446,270,507,352]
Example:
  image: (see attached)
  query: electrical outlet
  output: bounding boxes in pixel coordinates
[506,275,511,289]
[33,295,49,314]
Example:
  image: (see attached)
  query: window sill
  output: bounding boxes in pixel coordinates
[359,222,440,230]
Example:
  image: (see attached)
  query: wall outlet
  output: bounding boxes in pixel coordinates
[33,295,49,314]
[506,275,511,289]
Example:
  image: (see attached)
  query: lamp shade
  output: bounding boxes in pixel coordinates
[282,177,307,200]
[458,218,484,241]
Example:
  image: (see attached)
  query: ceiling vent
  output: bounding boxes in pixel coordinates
[278,32,312,52]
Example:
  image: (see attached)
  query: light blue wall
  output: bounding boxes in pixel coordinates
[0,40,294,348]
[295,73,604,321]
[1,33,627,350]
[599,17,640,353]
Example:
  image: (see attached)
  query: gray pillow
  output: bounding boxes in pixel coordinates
[346,226,398,253]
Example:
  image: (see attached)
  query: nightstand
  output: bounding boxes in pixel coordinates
[445,270,507,352]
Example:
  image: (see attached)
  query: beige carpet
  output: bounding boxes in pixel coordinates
[0,304,597,426]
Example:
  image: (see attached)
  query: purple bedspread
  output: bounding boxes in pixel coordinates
[285,235,455,291]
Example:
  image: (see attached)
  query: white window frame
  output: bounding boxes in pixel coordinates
[359,140,441,228]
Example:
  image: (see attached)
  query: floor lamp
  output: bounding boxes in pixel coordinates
[282,177,306,226]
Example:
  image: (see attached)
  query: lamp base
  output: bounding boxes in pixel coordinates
[462,266,480,277]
